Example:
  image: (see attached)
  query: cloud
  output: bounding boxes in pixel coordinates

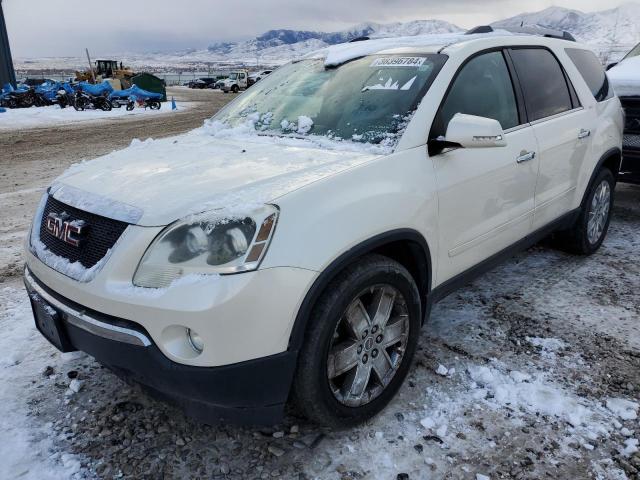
[2,0,630,57]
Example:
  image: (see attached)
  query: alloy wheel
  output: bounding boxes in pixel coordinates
[327,284,409,407]
[587,180,611,245]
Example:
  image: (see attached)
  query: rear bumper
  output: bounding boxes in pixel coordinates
[24,267,297,425]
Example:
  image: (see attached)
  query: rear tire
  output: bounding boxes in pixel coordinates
[99,99,112,111]
[554,168,615,255]
[292,254,421,427]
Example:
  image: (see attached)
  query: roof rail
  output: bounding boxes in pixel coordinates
[465,25,576,42]
[349,36,370,43]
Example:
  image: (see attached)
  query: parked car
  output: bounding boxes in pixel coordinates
[203,75,226,89]
[607,43,640,184]
[188,78,217,89]
[249,70,273,83]
[24,29,623,427]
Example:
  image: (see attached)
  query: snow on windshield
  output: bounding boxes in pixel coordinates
[212,54,447,148]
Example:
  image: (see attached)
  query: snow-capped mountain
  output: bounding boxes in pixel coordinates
[208,20,461,54]
[201,19,461,66]
[13,4,640,72]
[493,3,640,62]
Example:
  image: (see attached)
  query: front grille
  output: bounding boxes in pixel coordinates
[620,97,640,135]
[624,134,640,150]
[38,195,129,268]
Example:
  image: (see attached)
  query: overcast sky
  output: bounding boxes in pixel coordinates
[3,0,631,57]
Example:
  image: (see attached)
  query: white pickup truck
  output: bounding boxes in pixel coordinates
[221,70,249,93]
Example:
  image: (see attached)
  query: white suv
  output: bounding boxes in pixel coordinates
[24,29,623,426]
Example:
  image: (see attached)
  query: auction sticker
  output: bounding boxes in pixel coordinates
[370,57,426,67]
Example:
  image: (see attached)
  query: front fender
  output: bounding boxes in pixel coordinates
[262,146,439,278]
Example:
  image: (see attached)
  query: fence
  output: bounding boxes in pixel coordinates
[16,71,237,87]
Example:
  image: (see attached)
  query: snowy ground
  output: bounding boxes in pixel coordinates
[0,100,194,132]
[0,183,637,480]
[1,90,639,478]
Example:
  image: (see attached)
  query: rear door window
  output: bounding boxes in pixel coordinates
[509,48,574,122]
[565,48,613,102]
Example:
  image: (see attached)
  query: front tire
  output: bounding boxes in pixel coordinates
[293,254,421,427]
[555,168,615,255]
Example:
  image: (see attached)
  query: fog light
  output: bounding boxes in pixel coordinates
[186,328,204,353]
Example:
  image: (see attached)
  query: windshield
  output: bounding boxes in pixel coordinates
[229,73,238,80]
[214,54,447,146]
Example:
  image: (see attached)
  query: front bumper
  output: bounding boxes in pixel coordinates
[24,267,297,424]
[24,226,317,367]
[620,134,640,185]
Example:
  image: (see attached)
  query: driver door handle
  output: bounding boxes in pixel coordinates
[516,151,536,163]
[578,129,591,139]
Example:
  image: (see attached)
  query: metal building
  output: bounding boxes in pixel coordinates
[0,0,16,87]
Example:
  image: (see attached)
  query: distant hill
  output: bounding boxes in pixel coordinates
[14,4,640,71]
[492,3,640,62]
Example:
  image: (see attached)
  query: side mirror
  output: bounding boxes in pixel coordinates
[606,62,618,71]
[445,113,507,148]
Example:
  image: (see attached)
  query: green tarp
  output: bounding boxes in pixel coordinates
[131,73,166,102]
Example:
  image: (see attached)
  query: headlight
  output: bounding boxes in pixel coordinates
[133,205,278,288]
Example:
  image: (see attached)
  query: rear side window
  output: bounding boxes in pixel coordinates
[565,48,613,102]
[509,48,573,122]
[431,51,519,138]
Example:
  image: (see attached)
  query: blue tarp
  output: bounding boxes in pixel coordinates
[77,81,114,96]
[109,84,163,101]
[61,82,75,94]
[35,81,63,101]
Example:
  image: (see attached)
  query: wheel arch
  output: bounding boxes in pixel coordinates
[581,147,621,209]
[288,229,432,352]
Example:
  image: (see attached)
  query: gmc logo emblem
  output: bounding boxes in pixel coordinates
[45,212,86,247]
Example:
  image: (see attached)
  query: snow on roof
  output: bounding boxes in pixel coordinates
[608,56,640,97]
[306,30,515,67]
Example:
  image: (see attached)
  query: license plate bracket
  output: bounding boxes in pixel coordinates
[29,292,75,353]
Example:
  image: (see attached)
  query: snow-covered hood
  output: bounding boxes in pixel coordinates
[608,56,640,98]
[51,125,381,226]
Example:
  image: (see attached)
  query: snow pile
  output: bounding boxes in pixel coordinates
[526,336,567,358]
[606,398,639,421]
[468,364,596,429]
[0,102,180,132]
[608,57,640,97]
[0,287,85,479]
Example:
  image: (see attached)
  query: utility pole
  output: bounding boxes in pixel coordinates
[0,0,17,87]
[85,48,95,83]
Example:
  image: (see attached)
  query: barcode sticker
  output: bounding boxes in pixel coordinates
[370,57,426,68]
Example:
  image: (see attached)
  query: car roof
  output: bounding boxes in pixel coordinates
[305,30,582,67]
